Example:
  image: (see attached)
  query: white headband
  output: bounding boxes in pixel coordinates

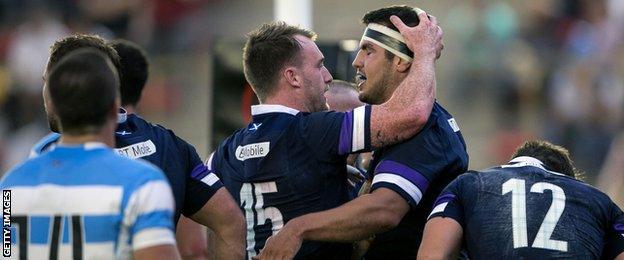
[359,7,427,62]
[361,23,413,61]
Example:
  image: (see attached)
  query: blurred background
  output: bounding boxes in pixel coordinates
[0,0,622,204]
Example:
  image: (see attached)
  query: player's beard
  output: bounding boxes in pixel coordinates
[304,79,329,112]
[358,65,394,105]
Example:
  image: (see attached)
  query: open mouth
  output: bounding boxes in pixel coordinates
[355,73,367,88]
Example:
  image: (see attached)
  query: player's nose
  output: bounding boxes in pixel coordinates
[352,50,364,69]
[323,67,333,83]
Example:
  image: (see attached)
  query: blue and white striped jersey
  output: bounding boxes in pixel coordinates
[2,142,176,259]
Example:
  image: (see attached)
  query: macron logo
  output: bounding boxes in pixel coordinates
[115,140,157,159]
[235,142,269,161]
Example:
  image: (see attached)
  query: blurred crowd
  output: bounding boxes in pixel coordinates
[0,0,622,204]
[444,0,624,185]
[0,0,214,172]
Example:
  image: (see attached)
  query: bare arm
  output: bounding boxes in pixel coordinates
[369,13,443,149]
[254,188,409,259]
[617,252,624,260]
[191,187,246,260]
[417,217,463,260]
[176,215,209,260]
[134,245,181,260]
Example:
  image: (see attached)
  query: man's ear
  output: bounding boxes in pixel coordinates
[110,97,120,118]
[283,67,302,88]
[394,56,411,73]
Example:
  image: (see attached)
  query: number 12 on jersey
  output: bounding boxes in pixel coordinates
[502,178,568,252]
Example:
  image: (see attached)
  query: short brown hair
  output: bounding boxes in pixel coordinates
[47,48,119,134]
[47,34,121,78]
[243,21,316,102]
[511,140,582,178]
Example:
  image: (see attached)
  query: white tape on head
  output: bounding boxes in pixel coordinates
[360,23,413,61]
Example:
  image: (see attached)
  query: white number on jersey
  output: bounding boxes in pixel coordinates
[502,178,568,252]
[240,182,284,258]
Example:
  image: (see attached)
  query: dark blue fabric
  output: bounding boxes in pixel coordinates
[431,164,624,259]
[366,102,469,259]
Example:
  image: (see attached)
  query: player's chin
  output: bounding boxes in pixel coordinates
[358,90,373,104]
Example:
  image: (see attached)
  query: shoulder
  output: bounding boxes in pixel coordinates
[447,170,481,190]
[103,151,167,182]
[298,110,345,125]
[1,157,46,186]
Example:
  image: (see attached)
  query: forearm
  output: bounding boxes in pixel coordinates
[175,216,209,260]
[370,57,436,149]
[289,190,408,242]
[212,230,245,260]
[191,188,246,260]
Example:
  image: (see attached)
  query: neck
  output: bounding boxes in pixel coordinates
[59,123,115,147]
[263,93,309,112]
[123,105,137,115]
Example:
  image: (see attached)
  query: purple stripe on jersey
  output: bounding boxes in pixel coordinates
[190,164,209,180]
[374,160,429,192]
[433,193,456,206]
[615,223,624,232]
[338,111,354,155]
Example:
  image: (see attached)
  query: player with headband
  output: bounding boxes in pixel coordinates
[255,5,467,260]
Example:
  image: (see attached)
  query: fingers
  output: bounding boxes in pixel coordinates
[417,11,431,25]
[389,15,409,34]
[428,14,438,27]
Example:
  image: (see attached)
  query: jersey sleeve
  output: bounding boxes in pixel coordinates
[176,137,224,217]
[427,172,478,227]
[603,201,624,259]
[126,171,177,251]
[369,126,452,207]
[298,105,372,161]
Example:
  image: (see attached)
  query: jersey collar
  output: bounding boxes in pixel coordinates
[502,156,565,176]
[118,107,128,123]
[251,104,299,116]
[56,142,108,150]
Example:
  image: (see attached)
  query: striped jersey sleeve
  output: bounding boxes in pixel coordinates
[337,105,372,155]
[124,178,176,250]
[427,172,478,226]
[298,105,372,161]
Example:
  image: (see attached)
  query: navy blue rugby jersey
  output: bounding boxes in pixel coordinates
[430,156,624,259]
[365,101,469,259]
[203,104,372,259]
[29,110,223,225]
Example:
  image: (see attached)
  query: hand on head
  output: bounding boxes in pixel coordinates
[390,12,444,61]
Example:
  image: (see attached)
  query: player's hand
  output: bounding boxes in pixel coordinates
[390,11,444,61]
[252,225,302,260]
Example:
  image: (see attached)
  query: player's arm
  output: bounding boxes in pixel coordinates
[135,245,181,260]
[175,215,209,260]
[190,187,246,260]
[368,13,442,149]
[182,143,246,259]
[417,217,462,260]
[129,174,181,260]
[254,188,409,260]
